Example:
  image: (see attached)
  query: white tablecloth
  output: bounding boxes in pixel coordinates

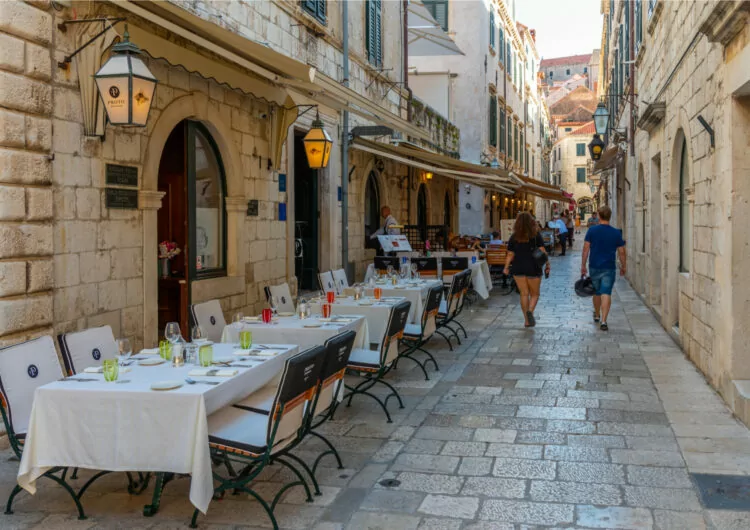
[221,315,369,350]
[310,297,404,347]
[17,344,299,514]
[363,279,442,323]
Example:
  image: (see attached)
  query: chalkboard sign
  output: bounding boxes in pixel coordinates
[105,164,138,187]
[247,199,259,216]
[106,188,138,209]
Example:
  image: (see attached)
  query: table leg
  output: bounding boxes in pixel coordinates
[143,472,174,516]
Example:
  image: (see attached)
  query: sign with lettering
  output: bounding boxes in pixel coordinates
[105,188,138,209]
[247,200,259,216]
[278,174,286,192]
[105,164,138,187]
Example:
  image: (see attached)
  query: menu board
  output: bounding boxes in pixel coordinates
[378,235,413,253]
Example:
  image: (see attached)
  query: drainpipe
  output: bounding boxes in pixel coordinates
[629,0,635,157]
[403,0,412,120]
[341,0,350,278]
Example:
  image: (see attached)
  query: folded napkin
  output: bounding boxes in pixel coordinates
[83,366,131,374]
[249,349,282,357]
[188,368,238,377]
[140,348,159,354]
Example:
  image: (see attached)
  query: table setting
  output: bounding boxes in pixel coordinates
[17,335,299,515]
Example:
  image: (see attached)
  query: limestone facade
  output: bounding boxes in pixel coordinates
[602,0,750,424]
[552,123,596,216]
[0,0,457,354]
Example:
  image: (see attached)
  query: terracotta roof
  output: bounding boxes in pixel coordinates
[540,53,592,68]
[549,86,597,115]
[570,121,596,135]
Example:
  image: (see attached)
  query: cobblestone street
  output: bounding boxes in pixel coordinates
[3,242,750,530]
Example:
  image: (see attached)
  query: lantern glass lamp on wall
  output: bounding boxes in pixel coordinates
[593,102,609,135]
[588,134,605,161]
[303,111,333,169]
[425,171,433,180]
[95,27,157,127]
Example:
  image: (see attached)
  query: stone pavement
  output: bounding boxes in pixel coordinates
[3,242,750,529]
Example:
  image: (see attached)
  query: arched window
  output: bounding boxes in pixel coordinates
[364,171,381,249]
[638,165,646,253]
[417,184,428,242]
[191,122,226,276]
[679,139,691,272]
[443,191,451,229]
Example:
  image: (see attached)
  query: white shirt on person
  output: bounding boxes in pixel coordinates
[370,215,398,239]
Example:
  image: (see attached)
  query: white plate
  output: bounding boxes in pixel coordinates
[242,316,260,322]
[139,357,166,366]
[151,380,183,391]
[303,322,323,328]
[318,318,333,322]
[392,285,406,289]
[358,301,374,306]
[212,356,233,364]
[278,312,295,317]
[192,338,211,346]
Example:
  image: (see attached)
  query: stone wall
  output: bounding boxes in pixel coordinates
[625,0,750,423]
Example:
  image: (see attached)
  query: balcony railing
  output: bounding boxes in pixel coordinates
[409,96,461,158]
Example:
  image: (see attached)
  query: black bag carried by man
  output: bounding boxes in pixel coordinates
[575,276,596,297]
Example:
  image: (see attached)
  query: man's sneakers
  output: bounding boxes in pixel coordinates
[600,322,609,331]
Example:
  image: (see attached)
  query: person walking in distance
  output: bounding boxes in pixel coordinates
[503,212,550,327]
[581,205,626,331]
[551,213,568,256]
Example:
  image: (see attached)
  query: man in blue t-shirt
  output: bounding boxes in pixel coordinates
[581,205,626,331]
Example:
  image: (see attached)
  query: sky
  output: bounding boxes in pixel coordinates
[514,0,603,60]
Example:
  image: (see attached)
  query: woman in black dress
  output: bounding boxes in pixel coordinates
[503,212,550,327]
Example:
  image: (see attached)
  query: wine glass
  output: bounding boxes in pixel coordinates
[116,338,131,366]
[191,325,206,343]
[165,322,181,344]
[386,265,394,277]
[270,296,279,317]
[232,312,244,327]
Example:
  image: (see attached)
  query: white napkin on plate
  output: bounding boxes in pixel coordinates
[188,368,238,377]
[83,366,131,374]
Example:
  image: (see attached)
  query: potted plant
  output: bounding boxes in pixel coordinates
[158,241,181,279]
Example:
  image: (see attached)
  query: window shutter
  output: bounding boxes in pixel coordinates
[507,115,513,157]
[499,27,504,64]
[490,12,496,49]
[318,0,326,23]
[366,0,382,67]
[426,0,449,32]
[499,108,506,153]
[506,42,511,68]
[302,0,326,24]
[375,0,382,67]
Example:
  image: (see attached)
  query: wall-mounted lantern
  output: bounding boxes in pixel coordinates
[588,134,605,161]
[425,171,433,180]
[593,102,609,135]
[94,26,157,127]
[303,111,333,169]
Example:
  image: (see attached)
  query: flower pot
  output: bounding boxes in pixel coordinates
[159,258,170,279]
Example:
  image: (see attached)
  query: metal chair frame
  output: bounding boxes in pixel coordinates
[397,284,443,380]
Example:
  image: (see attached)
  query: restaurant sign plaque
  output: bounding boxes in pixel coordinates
[105,164,138,187]
[105,188,139,209]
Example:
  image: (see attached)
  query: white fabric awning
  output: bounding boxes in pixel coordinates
[408,0,463,57]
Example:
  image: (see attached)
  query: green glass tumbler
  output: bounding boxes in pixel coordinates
[199,344,213,368]
[103,359,119,382]
[159,340,173,361]
[239,330,252,350]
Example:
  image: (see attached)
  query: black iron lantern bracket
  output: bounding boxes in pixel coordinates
[57,17,126,69]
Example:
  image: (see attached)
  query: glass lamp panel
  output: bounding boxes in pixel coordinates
[131,76,156,126]
[96,75,130,124]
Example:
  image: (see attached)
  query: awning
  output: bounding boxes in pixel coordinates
[408,1,464,56]
[512,174,567,201]
[117,1,428,141]
[351,139,517,194]
[593,146,621,173]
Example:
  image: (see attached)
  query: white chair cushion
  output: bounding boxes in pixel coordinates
[208,406,270,455]
[439,300,448,315]
[332,269,349,293]
[0,336,64,436]
[318,271,335,293]
[268,283,295,313]
[403,323,423,337]
[347,347,380,367]
[192,300,226,343]
[235,380,277,412]
[60,325,117,374]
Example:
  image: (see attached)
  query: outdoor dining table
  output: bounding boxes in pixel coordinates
[434,259,493,300]
[309,296,406,347]
[221,314,369,350]
[16,343,299,515]
[363,278,442,323]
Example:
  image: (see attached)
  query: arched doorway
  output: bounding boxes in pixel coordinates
[417,184,428,243]
[157,120,227,335]
[364,171,381,249]
[678,139,691,273]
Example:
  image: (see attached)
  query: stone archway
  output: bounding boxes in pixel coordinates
[140,93,246,346]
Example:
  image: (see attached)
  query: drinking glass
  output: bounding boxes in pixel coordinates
[103,359,119,382]
[411,262,418,277]
[191,325,206,343]
[239,330,252,349]
[270,296,279,317]
[326,290,335,304]
[165,322,181,344]
[116,337,131,366]
[198,344,213,367]
[386,265,394,277]
[322,303,332,318]
[159,340,173,361]
[471,256,477,264]
[232,312,244,326]
[262,308,273,324]
[374,287,382,301]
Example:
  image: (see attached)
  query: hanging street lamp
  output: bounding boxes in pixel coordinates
[94,26,157,127]
[593,102,610,136]
[425,171,433,180]
[303,112,333,169]
[588,134,605,161]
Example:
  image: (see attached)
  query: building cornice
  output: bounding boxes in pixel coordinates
[698,0,750,47]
